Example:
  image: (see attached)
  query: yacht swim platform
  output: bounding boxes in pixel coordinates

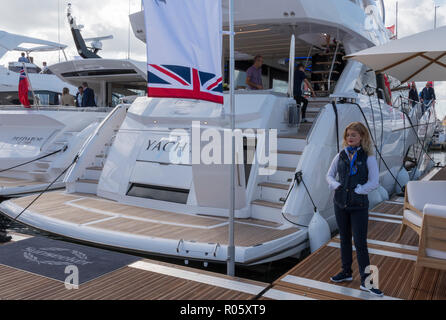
[0,233,268,300]
[0,191,303,265]
[0,177,64,198]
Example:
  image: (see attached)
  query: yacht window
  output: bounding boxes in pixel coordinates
[272,79,288,94]
[127,183,189,204]
[35,93,50,105]
[61,69,137,78]
[234,70,248,89]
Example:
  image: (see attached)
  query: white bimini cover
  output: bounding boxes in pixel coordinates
[345,26,446,83]
[143,0,223,104]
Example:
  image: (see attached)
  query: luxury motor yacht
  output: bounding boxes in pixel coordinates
[0,30,77,105]
[0,0,437,264]
[0,7,142,198]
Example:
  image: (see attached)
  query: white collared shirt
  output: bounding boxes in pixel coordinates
[326,148,380,195]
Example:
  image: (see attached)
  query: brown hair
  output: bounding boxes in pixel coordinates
[62,87,69,95]
[342,122,373,156]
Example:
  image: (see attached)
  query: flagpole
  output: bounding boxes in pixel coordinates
[128,0,131,59]
[434,5,440,29]
[58,0,61,63]
[227,0,236,277]
[395,1,398,39]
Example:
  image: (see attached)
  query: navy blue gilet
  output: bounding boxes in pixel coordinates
[334,148,369,210]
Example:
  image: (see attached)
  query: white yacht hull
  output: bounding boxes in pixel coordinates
[0,107,110,197]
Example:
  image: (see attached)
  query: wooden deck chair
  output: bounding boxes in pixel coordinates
[412,204,446,288]
[398,181,446,241]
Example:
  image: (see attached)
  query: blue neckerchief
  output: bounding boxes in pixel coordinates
[346,146,360,176]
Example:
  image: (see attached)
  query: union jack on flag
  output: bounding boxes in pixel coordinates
[143,0,223,104]
[148,64,223,104]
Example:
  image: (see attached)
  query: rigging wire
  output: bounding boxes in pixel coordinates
[281,171,318,228]
[340,100,404,191]
[400,100,442,169]
[0,146,67,173]
[5,155,79,228]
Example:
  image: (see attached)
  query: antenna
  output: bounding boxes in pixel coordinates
[128,0,131,60]
[67,3,112,59]
[58,0,60,62]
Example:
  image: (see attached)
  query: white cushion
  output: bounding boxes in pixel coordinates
[403,209,422,227]
[423,204,446,218]
[426,249,446,260]
[407,181,446,212]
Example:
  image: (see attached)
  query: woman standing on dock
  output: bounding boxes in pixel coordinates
[326,122,383,297]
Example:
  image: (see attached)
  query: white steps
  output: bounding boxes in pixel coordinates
[76,179,99,194]
[251,118,314,221]
[257,182,289,203]
[35,160,51,169]
[275,152,302,168]
[278,137,307,151]
[84,167,102,180]
[29,170,49,180]
[252,199,283,209]
[251,201,283,223]
[265,168,294,184]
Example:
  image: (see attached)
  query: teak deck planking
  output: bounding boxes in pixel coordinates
[266,185,446,300]
[0,240,266,300]
[10,192,299,247]
[0,177,43,188]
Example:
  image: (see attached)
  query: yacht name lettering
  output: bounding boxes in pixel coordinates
[147,139,188,153]
[12,136,44,145]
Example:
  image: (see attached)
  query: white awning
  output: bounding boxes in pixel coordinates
[0,30,67,60]
[345,26,446,83]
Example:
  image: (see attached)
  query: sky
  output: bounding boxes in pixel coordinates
[0,0,445,118]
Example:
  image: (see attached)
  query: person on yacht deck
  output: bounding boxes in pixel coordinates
[293,63,315,123]
[420,81,436,113]
[18,52,30,63]
[246,55,264,90]
[326,122,383,297]
[75,86,84,108]
[41,62,50,74]
[81,82,96,107]
[61,87,75,106]
[408,82,419,109]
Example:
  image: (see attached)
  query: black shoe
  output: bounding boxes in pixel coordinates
[330,271,353,283]
[360,283,384,297]
[0,234,12,243]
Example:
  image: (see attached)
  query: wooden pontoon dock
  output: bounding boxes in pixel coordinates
[0,167,445,300]
[264,167,446,300]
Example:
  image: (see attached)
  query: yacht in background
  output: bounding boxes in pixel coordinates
[49,4,147,108]
[0,30,77,105]
[0,0,437,264]
[0,31,117,197]
[0,4,151,198]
